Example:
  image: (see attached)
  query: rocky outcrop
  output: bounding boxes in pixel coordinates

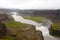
[16,26,44,40]
[5,24,44,40]
[7,28,17,37]
[0,12,44,40]
[50,29,60,36]
[35,30,44,40]
[0,14,10,21]
[0,21,7,36]
[49,27,60,37]
[0,21,44,40]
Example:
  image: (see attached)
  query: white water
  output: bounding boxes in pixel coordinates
[12,12,60,40]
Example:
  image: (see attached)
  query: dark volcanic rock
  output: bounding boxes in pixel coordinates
[0,21,7,36]
[0,14,10,21]
[49,27,60,37]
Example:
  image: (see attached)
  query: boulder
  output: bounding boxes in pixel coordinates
[0,22,7,36]
[16,26,44,40]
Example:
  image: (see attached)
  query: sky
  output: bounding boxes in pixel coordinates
[0,0,60,10]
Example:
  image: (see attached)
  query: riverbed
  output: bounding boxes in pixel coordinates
[12,12,60,40]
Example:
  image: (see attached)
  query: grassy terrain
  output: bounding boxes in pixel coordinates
[52,23,60,30]
[23,16,60,37]
[49,22,60,37]
[4,21,33,30]
[3,15,34,40]
[23,16,60,30]
[4,15,43,40]
[4,15,33,29]
[3,15,35,32]
[23,16,46,22]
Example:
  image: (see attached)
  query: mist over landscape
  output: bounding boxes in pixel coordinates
[0,0,60,40]
[0,0,60,9]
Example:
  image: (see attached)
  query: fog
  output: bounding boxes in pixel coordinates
[0,0,60,10]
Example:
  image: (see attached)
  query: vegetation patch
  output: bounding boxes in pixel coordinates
[51,23,60,30]
[49,22,60,37]
[4,15,34,30]
[2,15,35,40]
[23,16,60,37]
[23,16,46,22]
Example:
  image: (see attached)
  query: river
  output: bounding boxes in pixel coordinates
[12,12,60,40]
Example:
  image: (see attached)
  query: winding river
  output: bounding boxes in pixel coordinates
[12,12,60,40]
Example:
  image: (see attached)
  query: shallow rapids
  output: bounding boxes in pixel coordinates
[12,12,60,40]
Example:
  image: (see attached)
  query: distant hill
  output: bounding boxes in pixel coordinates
[0,8,20,12]
[0,8,60,22]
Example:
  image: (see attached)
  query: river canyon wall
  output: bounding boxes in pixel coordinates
[18,10,60,22]
[0,9,60,22]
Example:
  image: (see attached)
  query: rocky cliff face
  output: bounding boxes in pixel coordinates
[16,26,44,40]
[0,21,7,36]
[5,24,44,40]
[0,14,44,40]
[18,10,60,22]
[0,9,60,22]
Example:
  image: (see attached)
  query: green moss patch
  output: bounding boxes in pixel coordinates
[23,16,46,22]
[49,22,60,37]
[4,15,33,29]
[52,23,60,30]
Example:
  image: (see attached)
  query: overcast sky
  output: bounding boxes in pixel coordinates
[0,0,60,10]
